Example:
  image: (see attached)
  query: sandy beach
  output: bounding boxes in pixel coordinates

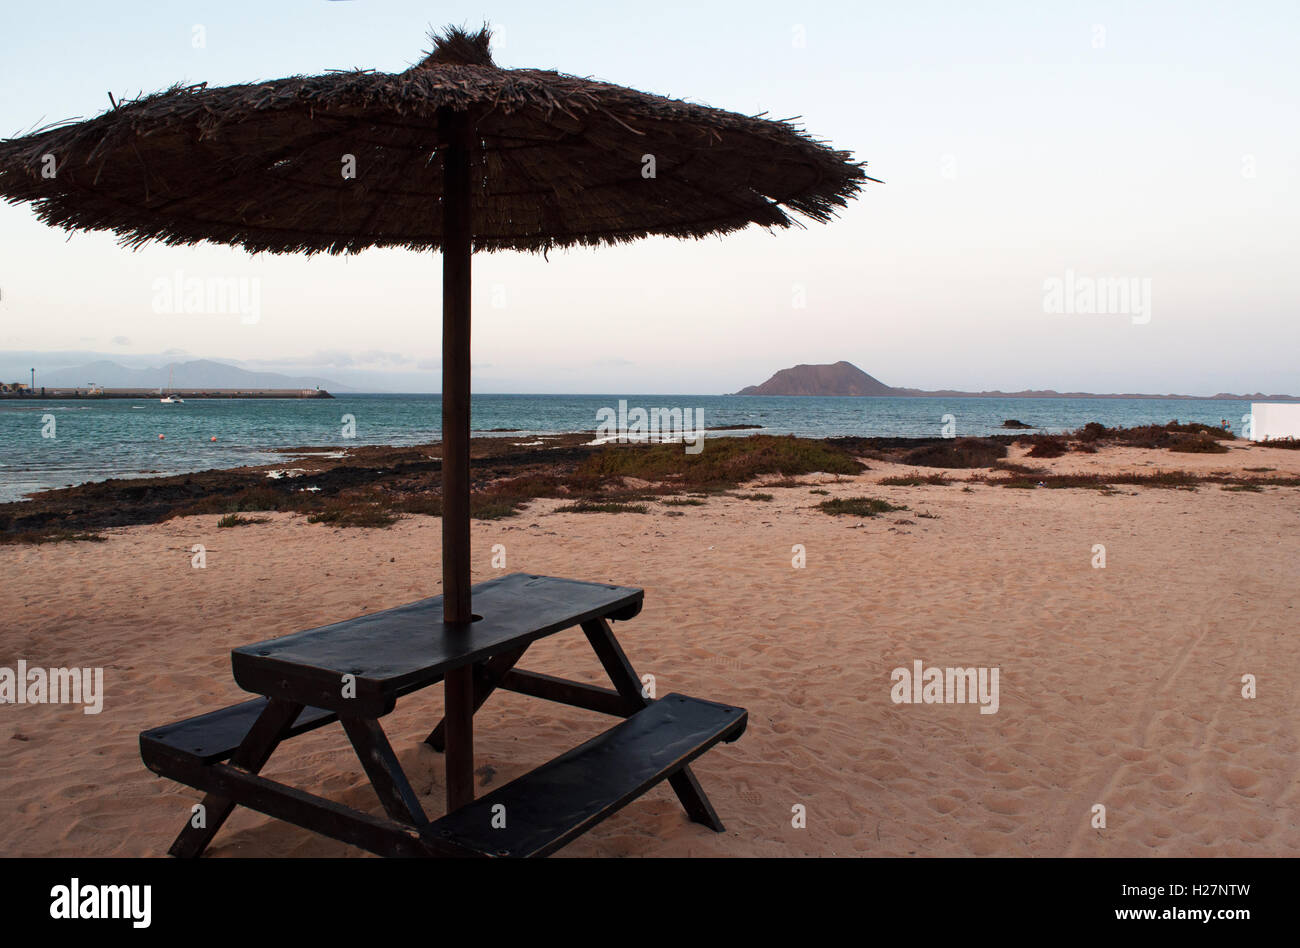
[1,437,1297,858]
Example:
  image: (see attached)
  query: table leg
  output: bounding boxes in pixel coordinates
[341,716,428,826]
[167,698,303,858]
[580,617,727,832]
[444,665,475,812]
[424,645,529,750]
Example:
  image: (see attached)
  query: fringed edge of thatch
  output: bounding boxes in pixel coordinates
[0,24,877,256]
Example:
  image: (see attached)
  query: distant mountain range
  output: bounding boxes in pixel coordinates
[37,359,351,392]
[732,361,1298,401]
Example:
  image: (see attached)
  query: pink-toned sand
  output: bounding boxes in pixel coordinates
[1,440,1297,857]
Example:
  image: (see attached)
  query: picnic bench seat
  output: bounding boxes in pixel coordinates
[143,691,746,858]
[424,694,747,857]
[141,698,336,768]
[140,573,746,858]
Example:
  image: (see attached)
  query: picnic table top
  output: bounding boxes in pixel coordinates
[231,573,643,716]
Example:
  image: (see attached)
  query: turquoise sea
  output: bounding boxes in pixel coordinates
[0,393,1256,503]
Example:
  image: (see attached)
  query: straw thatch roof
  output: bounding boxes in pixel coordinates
[0,26,874,255]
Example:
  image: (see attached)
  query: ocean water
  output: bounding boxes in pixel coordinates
[0,393,1254,503]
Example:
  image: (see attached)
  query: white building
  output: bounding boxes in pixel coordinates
[1250,403,1300,441]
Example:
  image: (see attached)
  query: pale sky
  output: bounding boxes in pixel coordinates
[1,1,1296,394]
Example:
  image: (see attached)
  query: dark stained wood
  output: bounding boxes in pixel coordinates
[580,617,649,706]
[425,645,529,750]
[340,716,428,826]
[496,668,639,718]
[231,574,643,716]
[157,698,303,858]
[660,765,724,830]
[141,575,748,858]
[422,694,747,857]
[443,665,475,811]
[439,105,473,627]
[140,698,336,766]
[440,107,478,809]
[155,754,456,857]
[581,617,727,831]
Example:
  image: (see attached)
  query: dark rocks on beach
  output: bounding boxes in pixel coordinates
[0,434,595,539]
[901,438,1009,469]
[10,426,1233,541]
[1025,436,1067,458]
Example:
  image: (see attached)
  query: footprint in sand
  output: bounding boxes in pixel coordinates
[928,795,960,814]
[982,794,1023,816]
[1223,766,1259,792]
[831,819,858,837]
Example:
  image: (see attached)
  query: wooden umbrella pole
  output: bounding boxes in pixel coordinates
[440,107,475,812]
[440,108,473,624]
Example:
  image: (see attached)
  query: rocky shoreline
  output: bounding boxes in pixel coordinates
[3,423,1298,543]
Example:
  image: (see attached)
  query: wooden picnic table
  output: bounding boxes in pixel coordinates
[140,573,747,857]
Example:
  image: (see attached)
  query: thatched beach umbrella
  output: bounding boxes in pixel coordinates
[0,25,872,809]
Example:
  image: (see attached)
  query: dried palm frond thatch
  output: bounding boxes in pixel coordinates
[0,26,875,256]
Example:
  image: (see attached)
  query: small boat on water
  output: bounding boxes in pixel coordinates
[160,366,184,404]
